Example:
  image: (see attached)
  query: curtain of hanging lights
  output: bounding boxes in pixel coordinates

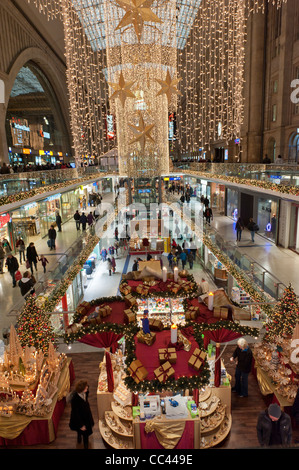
[28,0,287,168]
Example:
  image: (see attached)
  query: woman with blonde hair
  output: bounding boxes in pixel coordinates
[230,337,253,397]
[69,380,94,449]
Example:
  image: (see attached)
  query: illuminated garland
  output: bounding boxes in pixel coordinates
[0,171,117,207]
[181,169,299,197]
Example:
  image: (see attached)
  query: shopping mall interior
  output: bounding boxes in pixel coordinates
[0,0,299,455]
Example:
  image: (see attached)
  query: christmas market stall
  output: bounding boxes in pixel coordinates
[64,270,259,449]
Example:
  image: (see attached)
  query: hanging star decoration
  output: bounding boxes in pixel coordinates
[108,71,135,107]
[128,111,155,153]
[114,0,162,42]
[155,70,182,103]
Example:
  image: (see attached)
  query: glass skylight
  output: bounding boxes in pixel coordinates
[11,66,44,97]
[71,0,202,51]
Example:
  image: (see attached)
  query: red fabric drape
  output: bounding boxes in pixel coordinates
[204,328,242,387]
[79,331,123,352]
[139,421,195,449]
[105,350,114,392]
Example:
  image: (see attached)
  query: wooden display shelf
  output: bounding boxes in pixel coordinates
[198,387,211,402]
[200,414,232,449]
[99,419,134,450]
[111,401,133,421]
[200,402,226,435]
[105,411,134,438]
[198,395,220,417]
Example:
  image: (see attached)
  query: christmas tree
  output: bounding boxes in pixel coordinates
[264,284,299,343]
[17,295,55,353]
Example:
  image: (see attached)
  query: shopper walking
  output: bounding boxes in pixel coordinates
[257,403,292,447]
[230,338,252,397]
[111,256,116,274]
[39,255,49,273]
[16,237,26,264]
[5,253,19,287]
[26,242,39,274]
[87,212,94,226]
[74,210,81,231]
[179,250,187,270]
[80,212,87,231]
[56,213,62,232]
[167,252,173,270]
[107,258,112,276]
[18,271,36,297]
[235,217,244,242]
[2,238,12,255]
[204,206,213,225]
[69,380,94,449]
[247,217,259,243]
[0,243,5,273]
[48,225,57,250]
[187,250,194,270]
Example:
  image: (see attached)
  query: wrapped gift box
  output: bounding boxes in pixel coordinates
[96,305,112,318]
[120,283,132,295]
[128,359,148,384]
[185,310,198,321]
[81,301,91,310]
[136,284,150,296]
[188,348,206,371]
[213,307,229,320]
[125,294,137,307]
[158,347,177,364]
[124,309,136,323]
[169,282,181,294]
[66,324,79,335]
[136,330,156,346]
[154,361,175,383]
[149,318,164,331]
[76,305,87,316]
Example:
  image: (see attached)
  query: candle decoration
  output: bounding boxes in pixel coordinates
[171,324,178,344]
[208,292,214,311]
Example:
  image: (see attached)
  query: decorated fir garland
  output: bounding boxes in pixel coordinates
[0,171,118,207]
[181,169,299,197]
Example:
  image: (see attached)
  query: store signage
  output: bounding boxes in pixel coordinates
[43,132,50,139]
[45,193,61,202]
[22,148,31,154]
[105,114,115,140]
[0,213,10,228]
[234,138,240,144]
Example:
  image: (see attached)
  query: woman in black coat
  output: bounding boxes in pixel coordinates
[69,380,94,449]
[26,242,38,274]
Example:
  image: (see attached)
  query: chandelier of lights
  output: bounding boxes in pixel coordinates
[28,0,288,168]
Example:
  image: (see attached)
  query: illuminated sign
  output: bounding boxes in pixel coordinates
[105,114,115,140]
[169,113,176,141]
[22,148,31,154]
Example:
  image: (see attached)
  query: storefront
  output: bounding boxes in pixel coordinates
[195,179,210,201]
[61,189,81,223]
[10,202,40,247]
[210,183,225,214]
[289,203,299,254]
[38,193,62,238]
[0,213,14,251]
[226,188,239,221]
[257,197,278,242]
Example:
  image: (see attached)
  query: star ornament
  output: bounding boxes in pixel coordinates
[128,112,155,153]
[156,70,182,103]
[114,0,162,42]
[108,71,135,107]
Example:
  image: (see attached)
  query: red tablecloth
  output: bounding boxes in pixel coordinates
[135,328,203,381]
[139,420,195,449]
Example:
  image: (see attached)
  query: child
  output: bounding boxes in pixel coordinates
[39,255,49,273]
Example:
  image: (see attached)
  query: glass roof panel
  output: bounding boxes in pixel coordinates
[11,66,44,97]
[71,0,202,51]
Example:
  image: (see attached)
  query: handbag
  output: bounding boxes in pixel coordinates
[15,270,22,281]
[47,239,51,247]
[25,260,30,269]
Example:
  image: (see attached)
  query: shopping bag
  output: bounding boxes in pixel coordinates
[15,270,22,281]
[25,260,30,269]
[47,239,51,247]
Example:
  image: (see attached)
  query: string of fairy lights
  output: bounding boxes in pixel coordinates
[27,0,288,169]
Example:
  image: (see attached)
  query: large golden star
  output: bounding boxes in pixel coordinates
[114,0,162,42]
[108,71,135,107]
[128,111,155,153]
[155,70,182,103]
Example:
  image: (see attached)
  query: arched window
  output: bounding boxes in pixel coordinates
[288,132,299,163]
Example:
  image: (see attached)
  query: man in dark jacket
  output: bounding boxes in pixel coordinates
[26,242,39,273]
[80,212,87,231]
[56,213,62,232]
[18,271,35,297]
[5,254,19,287]
[257,403,292,447]
[230,337,253,397]
[48,225,57,250]
[74,210,81,230]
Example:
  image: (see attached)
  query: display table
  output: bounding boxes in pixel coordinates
[253,362,294,409]
[0,358,74,446]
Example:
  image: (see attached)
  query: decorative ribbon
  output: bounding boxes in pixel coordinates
[158,366,170,382]
[129,364,142,380]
